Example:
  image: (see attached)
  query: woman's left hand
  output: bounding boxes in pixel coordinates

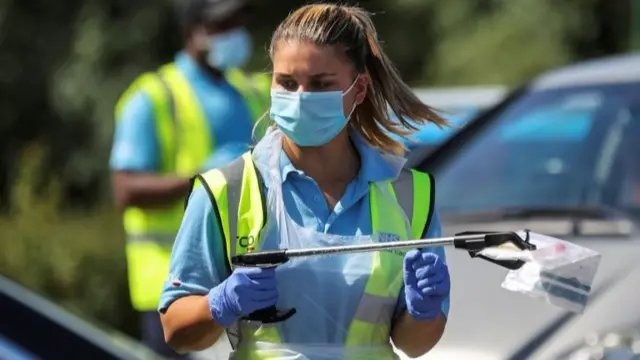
[402,249,450,321]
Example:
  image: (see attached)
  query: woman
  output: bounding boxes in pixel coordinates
[159,3,451,359]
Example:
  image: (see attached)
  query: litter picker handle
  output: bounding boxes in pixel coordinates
[231,258,296,324]
[242,305,297,324]
[231,250,289,268]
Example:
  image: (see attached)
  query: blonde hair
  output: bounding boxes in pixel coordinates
[269,3,448,155]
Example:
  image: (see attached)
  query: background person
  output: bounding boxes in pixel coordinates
[109,0,264,357]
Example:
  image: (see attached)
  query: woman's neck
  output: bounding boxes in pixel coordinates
[282,132,360,184]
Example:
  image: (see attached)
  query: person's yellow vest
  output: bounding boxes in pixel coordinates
[114,63,271,312]
[225,67,271,124]
[191,152,435,359]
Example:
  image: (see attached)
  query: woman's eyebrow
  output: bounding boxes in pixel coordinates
[274,72,337,78]
[310,72,337,78]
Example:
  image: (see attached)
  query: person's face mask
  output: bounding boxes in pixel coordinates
[269,78,360,147]
[206,27,252,70]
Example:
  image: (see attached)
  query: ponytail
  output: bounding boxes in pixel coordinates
[348,8,448,155]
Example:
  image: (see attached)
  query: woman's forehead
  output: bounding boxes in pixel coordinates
[272,41,352,77]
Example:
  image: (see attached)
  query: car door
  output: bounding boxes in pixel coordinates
[0,276,161,360]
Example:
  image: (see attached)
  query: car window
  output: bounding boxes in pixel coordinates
[498,106,595,141]
[434,83,640,213]
[411,108,478,144]
[391,107,479,148]
[602,103,640,208]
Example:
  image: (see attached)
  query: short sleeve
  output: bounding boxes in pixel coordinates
[393,209,450,320]
[109,90,160,172]
[158,185,227,312]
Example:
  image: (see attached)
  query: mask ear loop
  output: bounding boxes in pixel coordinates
[343,75,362,120]
[347,102,358,120]
[251,111,273,143]
[343,76,360,96]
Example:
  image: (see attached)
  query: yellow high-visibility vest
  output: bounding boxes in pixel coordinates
[114,63,269,311]
[192,152,434,359]
[225,68,271,124]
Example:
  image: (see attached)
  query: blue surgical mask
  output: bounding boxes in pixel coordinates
[206,27,252,70]
[270,79,359,147]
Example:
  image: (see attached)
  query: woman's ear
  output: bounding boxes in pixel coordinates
[354,75,369,105]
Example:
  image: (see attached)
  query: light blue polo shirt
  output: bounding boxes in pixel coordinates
[159,132,449,345]
[110,51,253,172]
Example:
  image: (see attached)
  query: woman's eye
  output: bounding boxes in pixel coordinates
[310,81,332,91]
[279,80,297,91]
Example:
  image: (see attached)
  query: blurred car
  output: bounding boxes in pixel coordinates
[407,52,640,359]
[391,86,507,152]
[0,275,163,360]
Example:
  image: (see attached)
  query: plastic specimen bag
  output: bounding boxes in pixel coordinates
[479,230,601,313]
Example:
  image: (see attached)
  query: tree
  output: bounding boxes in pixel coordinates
[425,0,593,86]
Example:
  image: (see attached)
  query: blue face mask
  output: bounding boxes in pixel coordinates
[206,27,252,70]
[269,79,359,147]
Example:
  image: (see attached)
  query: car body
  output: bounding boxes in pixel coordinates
[406,52,640,359]
[390,86,507,152]
[0,275,162,360]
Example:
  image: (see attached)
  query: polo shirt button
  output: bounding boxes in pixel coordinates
[313,195,322,202]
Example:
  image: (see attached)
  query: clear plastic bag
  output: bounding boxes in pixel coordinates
[482,230,601,313]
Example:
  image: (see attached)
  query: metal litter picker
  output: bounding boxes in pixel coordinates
[231,229,602,324]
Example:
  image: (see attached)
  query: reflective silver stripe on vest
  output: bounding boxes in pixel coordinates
[126,233,176,245]
[391,169,414,223]
[349,170,415,325]
[353,293,398,324]
[216,155,249,350]
[217,155,247,268]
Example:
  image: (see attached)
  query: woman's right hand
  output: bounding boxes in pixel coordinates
[208,267,279,327]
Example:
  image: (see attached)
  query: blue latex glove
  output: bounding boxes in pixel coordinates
[208,267,278,327]
[403,250,450,321]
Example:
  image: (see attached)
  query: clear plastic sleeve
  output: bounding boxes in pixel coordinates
[482,230,602,313]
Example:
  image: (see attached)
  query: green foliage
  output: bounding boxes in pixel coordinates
[0,146,139,336]
[631,0,640,50]
[426,0,595,86]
